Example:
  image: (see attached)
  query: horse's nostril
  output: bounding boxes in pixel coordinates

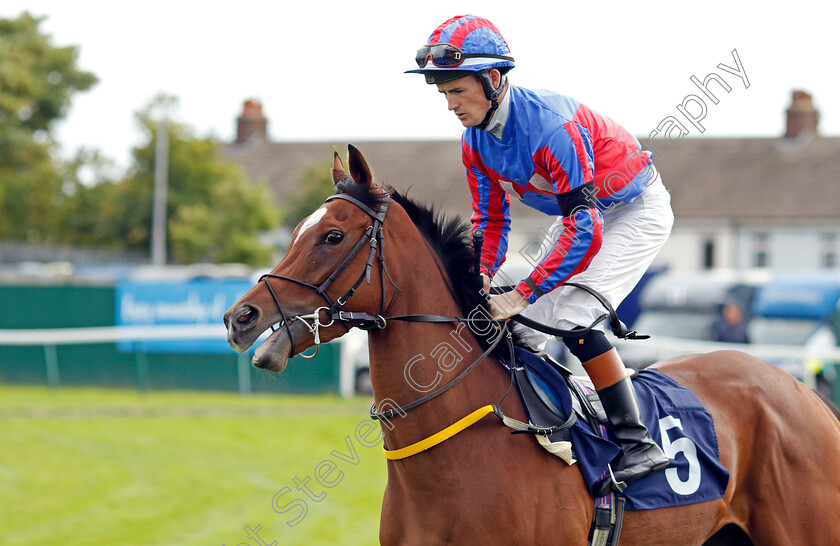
[237,310,252,324]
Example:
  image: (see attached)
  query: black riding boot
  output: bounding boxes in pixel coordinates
[596,376,670,495]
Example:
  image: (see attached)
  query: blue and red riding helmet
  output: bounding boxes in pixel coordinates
[406,14,515,85]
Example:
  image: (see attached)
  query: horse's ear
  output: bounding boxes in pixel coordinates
[347,144,374,188]
[331,151,348,185]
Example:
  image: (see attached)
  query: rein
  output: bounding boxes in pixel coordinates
[501,282,649,341]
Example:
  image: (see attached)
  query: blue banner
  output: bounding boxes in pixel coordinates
[116,279,253,353]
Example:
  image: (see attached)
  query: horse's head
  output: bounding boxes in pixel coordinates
[224,145,393,372]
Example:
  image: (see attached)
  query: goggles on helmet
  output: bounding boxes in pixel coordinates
[415,43,514,68]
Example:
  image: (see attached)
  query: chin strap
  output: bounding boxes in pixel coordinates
[476,71,507,130]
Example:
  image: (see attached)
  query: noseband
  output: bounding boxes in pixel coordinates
[258,191,397,358]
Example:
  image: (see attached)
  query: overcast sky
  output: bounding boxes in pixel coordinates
[3,0,838,171]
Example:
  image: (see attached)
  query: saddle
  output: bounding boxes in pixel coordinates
[497,345,730,545]
[498,347,614,461]
[498,347,625,546]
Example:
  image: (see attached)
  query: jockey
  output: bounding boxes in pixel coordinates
[407,14,674,493]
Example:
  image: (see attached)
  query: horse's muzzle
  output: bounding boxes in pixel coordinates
[224,303,262,353]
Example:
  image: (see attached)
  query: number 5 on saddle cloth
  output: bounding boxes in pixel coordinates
[500,347,730,511]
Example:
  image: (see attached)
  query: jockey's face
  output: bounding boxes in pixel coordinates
[436,70,501,128]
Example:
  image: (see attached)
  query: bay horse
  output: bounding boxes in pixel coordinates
[225,145,840,545]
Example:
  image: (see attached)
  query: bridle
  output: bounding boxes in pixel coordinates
[258,190,398,358]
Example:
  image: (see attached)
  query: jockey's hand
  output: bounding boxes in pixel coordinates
[489,289,529,321]
[480,273,491,298]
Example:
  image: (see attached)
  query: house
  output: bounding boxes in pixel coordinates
[647,91,840,273]
[223,92,840,275]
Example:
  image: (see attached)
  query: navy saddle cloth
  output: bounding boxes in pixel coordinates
[505,347,730,511]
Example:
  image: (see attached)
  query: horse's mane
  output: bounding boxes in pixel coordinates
[333,179,486,320]
[393,191,488,317]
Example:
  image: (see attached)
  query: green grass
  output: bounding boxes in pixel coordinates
[0,385,386,545]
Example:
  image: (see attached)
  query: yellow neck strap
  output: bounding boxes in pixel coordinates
[382,405,496,460]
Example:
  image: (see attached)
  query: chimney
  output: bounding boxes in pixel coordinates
[235,99,268,144]
[784,90,819,139]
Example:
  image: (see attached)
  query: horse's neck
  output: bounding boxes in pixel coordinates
[367,259,507,453]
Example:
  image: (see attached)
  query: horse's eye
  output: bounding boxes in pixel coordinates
[323,231,344,245]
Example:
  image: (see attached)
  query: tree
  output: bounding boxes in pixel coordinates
[282,162,336,229]
[59,94,282,266]
[0,14,279,266]
[0,12,97,241]
[52,148,127,247]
